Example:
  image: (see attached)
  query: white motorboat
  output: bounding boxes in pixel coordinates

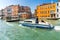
[19,19,54,29]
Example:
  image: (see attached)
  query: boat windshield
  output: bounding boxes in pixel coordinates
[24,21,32,23]
[41,20,45,23]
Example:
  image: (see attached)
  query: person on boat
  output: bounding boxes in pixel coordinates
[40,20,49,25]
[41,20,45,23]
[35,17,39,24]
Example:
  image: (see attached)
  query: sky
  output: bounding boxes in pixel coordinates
[0,0,58,13]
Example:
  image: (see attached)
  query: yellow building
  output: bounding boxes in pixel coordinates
[35,3,56,19]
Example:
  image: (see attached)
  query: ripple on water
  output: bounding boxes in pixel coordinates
[0,20,60,40]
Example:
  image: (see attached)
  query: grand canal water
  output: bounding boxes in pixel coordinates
[0,19,60,40]
[46,19,60,26]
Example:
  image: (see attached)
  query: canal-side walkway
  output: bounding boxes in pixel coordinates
[0,20,60,40]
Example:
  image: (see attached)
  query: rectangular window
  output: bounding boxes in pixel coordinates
[53,5,55,8]
[44,11,47,14]
[7,7,12,13]
[57,9,59,12]
[57,3,59,6]
[48,11,49,13]
[21,6,24,10]
[50,6,52,8]
[50,10,55,14]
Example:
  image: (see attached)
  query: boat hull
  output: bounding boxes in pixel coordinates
[22,23,54,29]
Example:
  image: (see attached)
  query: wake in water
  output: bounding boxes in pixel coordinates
[19,24,60,31]
[54,26,60,31]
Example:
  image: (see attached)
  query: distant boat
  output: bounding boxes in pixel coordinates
[19,19,54,29]
[0,17,1,19]
[47,18,59,20]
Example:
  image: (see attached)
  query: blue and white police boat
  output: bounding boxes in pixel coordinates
[19,19,54,29]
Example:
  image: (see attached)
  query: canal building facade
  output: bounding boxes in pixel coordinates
[19,12,31,20]
[0,5,32,21]
[0,9,5,19]
[0,10,3,18]
[18,6,32,20]
[56,2,60,18]
[35,3,57,19]
[3,5,20,21]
